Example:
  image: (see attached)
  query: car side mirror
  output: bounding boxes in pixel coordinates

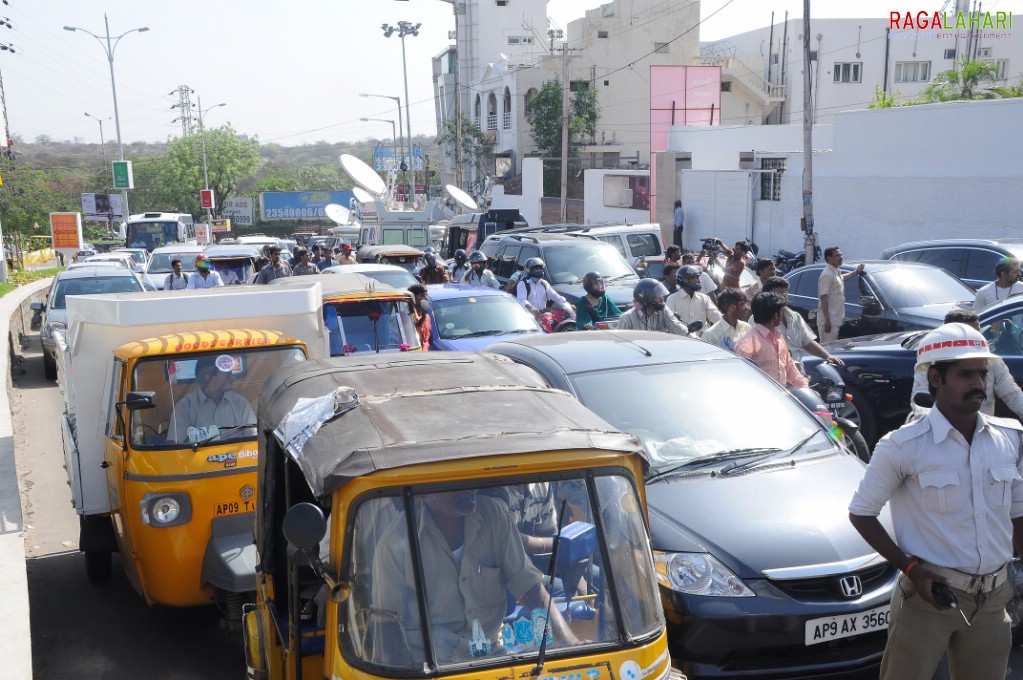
[687,320,703,333]
[31,301,45,311]
[119,391,156,411]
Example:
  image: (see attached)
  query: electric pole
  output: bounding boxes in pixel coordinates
[801,0,816,264]
[170,85,194,136]
[559,45,576,224]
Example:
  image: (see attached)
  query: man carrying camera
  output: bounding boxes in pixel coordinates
[849,322,1023,680]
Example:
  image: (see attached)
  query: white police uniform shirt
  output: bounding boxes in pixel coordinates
[849,407,1023,574]
[517,277,567,312]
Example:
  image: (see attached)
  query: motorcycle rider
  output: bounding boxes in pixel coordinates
[666,265,721,335]
[449,249,471,283]
[616,279,689,335]
[462,251,500,288]
[576,271,622,330]
[761,276,844,366]
[419,250,451,285]
[701,288,751,351]
[745,258,777,301]
[516,257,572,320]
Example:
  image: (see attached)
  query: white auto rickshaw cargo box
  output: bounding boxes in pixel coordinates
[55,282,327,517]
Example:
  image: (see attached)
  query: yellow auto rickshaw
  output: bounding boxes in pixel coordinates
[243,353,678,680]
[268,272,422,357]
[58,285,325,611]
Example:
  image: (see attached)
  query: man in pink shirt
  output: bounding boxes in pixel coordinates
[735,292,808,389]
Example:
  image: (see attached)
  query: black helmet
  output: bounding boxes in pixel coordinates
[424,253,437,268]
[423,246,436,255]
[469,251,487,264]
[676,264,703,292]
[582,271,603,297]
[454,249,468,265]
[634,278,670,309]
[524,257,545,278]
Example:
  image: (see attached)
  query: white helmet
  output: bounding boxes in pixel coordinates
[914,322,992,373]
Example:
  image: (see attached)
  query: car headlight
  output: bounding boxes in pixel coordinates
[653,551,755,597]
[140,492,191,528]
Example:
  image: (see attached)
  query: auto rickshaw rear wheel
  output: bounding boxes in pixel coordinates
[85,550,112,583]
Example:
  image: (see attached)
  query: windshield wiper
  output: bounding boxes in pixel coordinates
[191,423,257,452]
[606,273,635,282]
[645,448,780,483]
[718,432,820,476]
[901,330,929,348]
[458,329,508,338]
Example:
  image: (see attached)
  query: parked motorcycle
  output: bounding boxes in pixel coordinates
[775,244,822,274]
[791,361,871,463]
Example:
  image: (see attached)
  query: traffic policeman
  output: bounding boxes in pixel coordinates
[849,322,1023,680]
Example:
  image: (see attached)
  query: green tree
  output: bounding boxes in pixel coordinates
[435,113,495,179]
[145,124,260,217]
[990,75,1023,98]
[920,59,1002,102]
[526,79,600,156]
[868,85,902,108]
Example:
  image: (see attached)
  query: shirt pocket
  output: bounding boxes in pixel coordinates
[983,464,1021,512]
[917,469,965,514]
[461,565,505,610]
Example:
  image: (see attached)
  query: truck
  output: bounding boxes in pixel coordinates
[55,282,329,613]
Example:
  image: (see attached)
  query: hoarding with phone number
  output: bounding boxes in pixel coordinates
[259,191,356,221]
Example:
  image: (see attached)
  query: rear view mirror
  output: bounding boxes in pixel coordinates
[120,391,156,411]
[283,502,327,553]
[30,301,45,311]
[687,320,703,334]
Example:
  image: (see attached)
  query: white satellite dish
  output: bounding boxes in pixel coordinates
[352,186,375,204]
[340,153,386,197]
[445,184,479,212]
[324,203,351,225]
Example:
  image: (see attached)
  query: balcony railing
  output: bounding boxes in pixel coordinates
[486,113,497,131]
[502,111,512,130]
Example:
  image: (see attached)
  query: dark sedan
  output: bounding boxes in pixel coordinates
[804,294,1023,448]
[783,261,975,339]
[488,332,896,679]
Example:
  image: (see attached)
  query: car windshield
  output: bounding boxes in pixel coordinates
[128,346,307,449]
[544,243,637,285]
[359,270,418,289]
[149,253,201,274]
[51,275,143,309]
[323,299,420,355]
[340,473,662,671]
[432,294,539,339]
[570,359,826,465]
[869,267,974,307]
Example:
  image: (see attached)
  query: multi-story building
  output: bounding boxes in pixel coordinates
[708,8,1022,126]
[432,0,703,186]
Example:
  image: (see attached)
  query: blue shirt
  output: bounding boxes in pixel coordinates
[674,206,684,228]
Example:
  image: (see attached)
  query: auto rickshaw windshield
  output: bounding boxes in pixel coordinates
[128,346,306,448]
[323,300,419,356]
[339,471,663,673]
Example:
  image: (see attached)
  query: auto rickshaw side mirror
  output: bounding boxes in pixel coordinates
[282,502,327,553]
[120,391,157,411]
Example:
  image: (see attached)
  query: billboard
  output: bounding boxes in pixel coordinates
[50,212,83,252]
[81,193,124,221]
[222,197,254,226]
[259,191,356,221]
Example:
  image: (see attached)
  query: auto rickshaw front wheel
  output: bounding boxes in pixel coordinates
[85,550,112,583]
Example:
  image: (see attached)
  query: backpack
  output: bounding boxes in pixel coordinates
[507,276,531,297]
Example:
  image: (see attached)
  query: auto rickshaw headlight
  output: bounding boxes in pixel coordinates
[653,551,755,597]
[140,492,192,528]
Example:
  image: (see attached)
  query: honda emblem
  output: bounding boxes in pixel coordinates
[839,575,863,598]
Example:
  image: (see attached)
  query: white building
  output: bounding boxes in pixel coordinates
[706,11,1022,126]
[661,98,1023,261]
[432,0,703,186]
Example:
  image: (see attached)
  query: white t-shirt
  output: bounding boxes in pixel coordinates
[973,280,1023,311]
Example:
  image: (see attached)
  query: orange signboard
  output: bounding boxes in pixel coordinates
[50,212,82,250]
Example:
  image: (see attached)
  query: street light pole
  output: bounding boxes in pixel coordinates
[382,21,420,204]
[84,112,109,170]
[359,92,406,197]
[64,15,148,225]
[197,96,226,245]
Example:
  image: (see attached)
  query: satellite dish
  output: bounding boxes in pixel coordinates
[352,186,375,204]
[445,184,478,212]
[324,204,351,225]
[340,154,386,197]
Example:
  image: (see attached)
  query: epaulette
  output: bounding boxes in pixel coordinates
[984,415,1023,432]
[888,416,932,446]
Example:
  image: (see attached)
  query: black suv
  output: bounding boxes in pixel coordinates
[478,232,639,311]
[881,238,1023,290]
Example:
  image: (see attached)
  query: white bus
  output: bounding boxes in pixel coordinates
[120,212,196,252]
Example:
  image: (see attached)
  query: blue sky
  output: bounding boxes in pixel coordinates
[2,0,936,147]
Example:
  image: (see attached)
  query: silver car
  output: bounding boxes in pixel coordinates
[32,267,145,379]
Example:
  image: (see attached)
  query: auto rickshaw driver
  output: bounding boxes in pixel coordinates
[168,355,256,444]
[371,488,580,666]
